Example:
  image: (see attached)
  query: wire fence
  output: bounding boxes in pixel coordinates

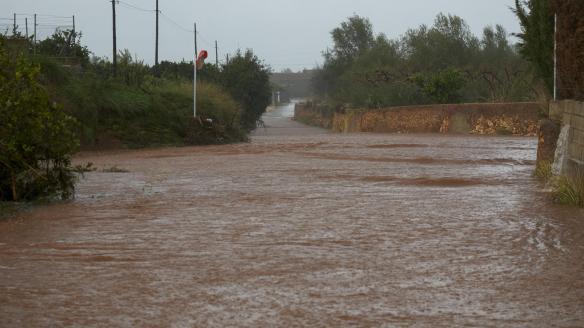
[2,2,287,69]
[0,14,74,40]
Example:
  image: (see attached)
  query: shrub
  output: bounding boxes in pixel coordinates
[0,42,79,201]
[412,68,466,104]
[36,29,91,65]
[220,50,272,130]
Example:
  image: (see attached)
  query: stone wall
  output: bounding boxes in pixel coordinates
[295,102,541,136]
[294,102,336,129]
[549,100,584,175]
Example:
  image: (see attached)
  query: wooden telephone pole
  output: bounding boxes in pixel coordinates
[112,0,117,77]
[33,14,37,54]
[215,40,218,66]
[155,0,159,69]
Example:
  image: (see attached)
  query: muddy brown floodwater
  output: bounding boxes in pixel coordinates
[1,102,584,327]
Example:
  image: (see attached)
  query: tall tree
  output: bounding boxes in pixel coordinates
[512,0,554,94]
[313,15,376,100]
[329,15,375,63]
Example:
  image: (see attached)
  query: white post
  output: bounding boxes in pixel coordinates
[554,13,557,101]
[193,23,197,118]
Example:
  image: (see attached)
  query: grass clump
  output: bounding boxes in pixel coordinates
[552,169,584,208]
[534,161,553,181]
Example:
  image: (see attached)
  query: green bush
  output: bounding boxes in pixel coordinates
[46,61,245,148]
[412,68,466,104]
[104,49,271,131]
[36,29,90,65]
[0,42,79,201]
[3,32,261,153]
[220,50,272,130]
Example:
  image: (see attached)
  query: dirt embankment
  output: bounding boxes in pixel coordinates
[295,102,541,136]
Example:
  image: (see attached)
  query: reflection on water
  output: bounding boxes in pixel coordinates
[267,100,298,118]
[1,111,583,327]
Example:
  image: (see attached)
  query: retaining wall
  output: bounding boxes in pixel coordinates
[295,102,541,136]
[549,100,584,174]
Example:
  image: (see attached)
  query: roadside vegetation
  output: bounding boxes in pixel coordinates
[552,169,584,208]
[312,13,540,108]
[0,30,271,202]
[516,0,584,207]
[0,42,78,201]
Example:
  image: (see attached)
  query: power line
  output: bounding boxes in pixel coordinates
[117,1,155,13]
[101,1,229,56]
[15,13,70,18]
[159,12,192,33]
[196,32,214,47]
[37,24,72,27]
[28,17,71,21]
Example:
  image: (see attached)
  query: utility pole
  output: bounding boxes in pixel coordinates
[33,14,37,55]
[215,40,218,66]
[13,13,16,35]
[155,0,159,69]
[112,0,117,77]
[554,13,558,101]
[226,53,229,63]
[25,18,28,38]
[72,15,75,35]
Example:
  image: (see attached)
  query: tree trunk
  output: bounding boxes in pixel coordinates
[11,172,17,201]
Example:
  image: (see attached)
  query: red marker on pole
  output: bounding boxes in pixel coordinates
[194,50,208,117]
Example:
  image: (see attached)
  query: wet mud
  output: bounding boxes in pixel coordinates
[1,102,584,327]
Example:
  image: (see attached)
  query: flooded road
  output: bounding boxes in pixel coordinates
[1,102,584,327]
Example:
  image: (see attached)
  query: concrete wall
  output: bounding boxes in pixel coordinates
[549,100,584,175]
[295,102,541,136]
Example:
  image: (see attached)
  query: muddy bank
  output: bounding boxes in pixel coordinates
[295,102,541,136]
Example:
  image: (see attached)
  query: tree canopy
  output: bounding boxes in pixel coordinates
[312,14,536,108]
[512,0,554,94]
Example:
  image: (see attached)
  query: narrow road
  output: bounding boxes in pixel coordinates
[1,102,584,327]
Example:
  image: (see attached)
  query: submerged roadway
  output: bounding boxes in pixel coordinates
[1,101,584,327]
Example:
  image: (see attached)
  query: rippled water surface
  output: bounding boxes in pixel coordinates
[1,103,584,327]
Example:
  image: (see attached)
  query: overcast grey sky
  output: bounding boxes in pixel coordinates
[3,0,520,71]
